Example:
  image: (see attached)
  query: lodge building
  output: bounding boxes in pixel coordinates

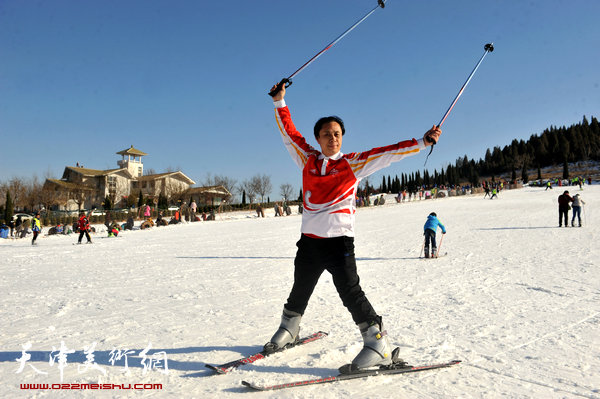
[43,146,231,210]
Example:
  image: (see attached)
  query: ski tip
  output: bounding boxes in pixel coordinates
[242,380,264,390]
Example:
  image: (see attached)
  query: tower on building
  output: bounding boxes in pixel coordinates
[117,145,147,178]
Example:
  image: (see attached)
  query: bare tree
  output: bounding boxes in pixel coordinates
[40,185,61,211]
[204,173,238,202]
[164,178,188,204]
[253,174,272,203]
[7,177,28,211]
[24,176,44,211]
[280,183,294,202]
[0,181,7,209]
[240,179,258,205]
[204,174,237,193]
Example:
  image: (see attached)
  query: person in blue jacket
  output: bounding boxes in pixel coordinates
[423,212,446,258]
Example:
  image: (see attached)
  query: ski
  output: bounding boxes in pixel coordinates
[205,331,328,374]
[241,359,460,391]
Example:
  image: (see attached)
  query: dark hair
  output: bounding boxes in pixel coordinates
[313,116,345,139]
[429,212,437,217]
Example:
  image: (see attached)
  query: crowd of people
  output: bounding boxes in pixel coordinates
[0,175,593,247]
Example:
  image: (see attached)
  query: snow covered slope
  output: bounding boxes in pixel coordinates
[1,185,598,398]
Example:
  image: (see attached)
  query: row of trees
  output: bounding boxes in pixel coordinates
[0,171,298,221]
[4,115,596,216]
[205,173,296,206]
[372,115,600,193]
[0,176,52,222]
[479,115,599,177]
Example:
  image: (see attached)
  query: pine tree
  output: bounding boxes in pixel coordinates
[521,160,529,184]
[137,190,144,207]
[103,196,112,210]
[537,166,542,180]
[158,191,168,209]
[4,190,14,222]
[562,156,569,179]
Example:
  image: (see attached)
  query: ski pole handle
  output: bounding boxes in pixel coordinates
[268,78,292,97]
[425,129,439,145]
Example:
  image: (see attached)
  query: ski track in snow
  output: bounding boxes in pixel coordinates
[1,185,599,398]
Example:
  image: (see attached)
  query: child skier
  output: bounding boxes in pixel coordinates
[31,212,42,245]
[423,212,446,258]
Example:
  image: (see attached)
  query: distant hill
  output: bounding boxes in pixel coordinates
[375,116,599,193]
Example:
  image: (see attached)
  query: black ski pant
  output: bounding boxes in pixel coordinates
[559,207,569,226]
[78,230,91,243]
[32,231,39,244]
[424,228,437,256]
[284,234,378,325]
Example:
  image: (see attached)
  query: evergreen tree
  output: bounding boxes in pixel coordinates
[242,190,246,205]
[415,171,422,188]
[521,160,529,184]
[562,156,569,179]
[158,191,168,209]
[381,176,387,193]
[537,166,542,180]
[423,170,431,188]
[137,190,144,207]
[103,196,112,210]
[4,190,14,222]
[470,167,480,187]
[387,176,392,193]
[511,165,517,183]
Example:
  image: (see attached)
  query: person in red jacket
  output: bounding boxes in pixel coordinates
[557,190,574,227]
[264,82,441,372]
[77,212,92,244]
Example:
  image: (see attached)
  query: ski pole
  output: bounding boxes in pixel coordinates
[269,0,387,97]
[437,234,445,257]
[424,43,494,165]
[419,237,425,258]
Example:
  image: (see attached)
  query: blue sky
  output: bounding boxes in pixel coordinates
[1,0,599,200]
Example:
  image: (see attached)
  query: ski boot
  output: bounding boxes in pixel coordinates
[340,317,392,373]
[424,245,430,258]
[263,308,301,354]
[432,248,438,258]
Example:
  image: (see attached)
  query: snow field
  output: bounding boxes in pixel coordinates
[0,185,598,398]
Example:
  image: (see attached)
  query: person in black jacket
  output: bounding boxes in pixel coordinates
[557,190,573,227]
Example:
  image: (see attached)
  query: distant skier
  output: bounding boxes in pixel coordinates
[31,212,41,245]
[483,185,490,198]
[571,194,585,227]
[490,187,498,199]
[557,190,573,227]
[77,212,93,244]
[423,212,446,258]
[545,181,552,190]
[264,82,442,372]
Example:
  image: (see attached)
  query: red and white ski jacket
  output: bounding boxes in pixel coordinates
[274,99,426,238]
